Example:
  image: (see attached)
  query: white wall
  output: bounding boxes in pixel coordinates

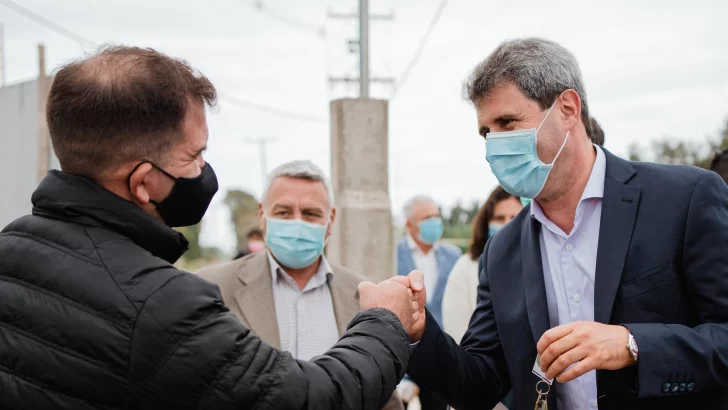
[0,79,57,228]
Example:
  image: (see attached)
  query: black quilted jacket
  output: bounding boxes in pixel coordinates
[0,171,409,409]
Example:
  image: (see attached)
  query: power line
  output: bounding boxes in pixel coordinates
[1,0,326,123]
[243,0,326,40]
[0,0,99,47]
[391,0,448,99]
[218,94,327,123]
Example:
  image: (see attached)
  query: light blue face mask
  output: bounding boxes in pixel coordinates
[520,197,531,207]
[488,222,504,238]
[265,217,327,269]
[418,217,444,245]
[485,101,569,199]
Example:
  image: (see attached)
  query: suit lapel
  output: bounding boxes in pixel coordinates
[521,212,551,346]
[234,252,281,348]
[329,271,359,336]
[594,151,640,324]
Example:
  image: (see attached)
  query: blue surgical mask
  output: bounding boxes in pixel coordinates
[488,223,504,238]
[418,217,444,245]
[485,101,569,199]
[265,217,327,269]
[520,197,531,207]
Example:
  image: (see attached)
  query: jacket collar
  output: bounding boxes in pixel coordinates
[31,170,189,264]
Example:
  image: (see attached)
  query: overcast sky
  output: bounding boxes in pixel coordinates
[3,0,727,253]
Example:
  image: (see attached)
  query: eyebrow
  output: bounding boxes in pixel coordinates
[271,204,293,212]
[302,206,326,215]
[479,113,524,137]
[191,145,207,158]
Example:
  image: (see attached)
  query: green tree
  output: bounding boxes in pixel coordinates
[448,201,465,227]
[466,200,481,224]
[176,223,202,261]
[442,202,473,240]
[628,117,728,169]
[224,189,260,251]
[175,222,224,266]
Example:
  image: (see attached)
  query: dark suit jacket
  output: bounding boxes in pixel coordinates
[407,149,728,410]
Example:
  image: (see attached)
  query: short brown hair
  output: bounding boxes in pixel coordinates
[468,186,517,260]
[47,46,216,178]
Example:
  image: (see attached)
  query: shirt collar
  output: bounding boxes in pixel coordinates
[407,234,438,253]
[267,250,334,290]
[531,144,606,221]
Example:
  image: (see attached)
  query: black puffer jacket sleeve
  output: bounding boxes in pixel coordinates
[130,272,410,410]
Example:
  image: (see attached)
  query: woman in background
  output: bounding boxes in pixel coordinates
[442,186,522,342]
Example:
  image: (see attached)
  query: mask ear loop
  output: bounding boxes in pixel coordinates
[550,131,570,166]
[535,99,570,166]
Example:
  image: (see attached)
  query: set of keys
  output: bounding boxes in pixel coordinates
[532,354,553,410]
[534,379,551,410]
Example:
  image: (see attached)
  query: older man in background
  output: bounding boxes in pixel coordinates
[199,160,403,410]
[396,196,461,410]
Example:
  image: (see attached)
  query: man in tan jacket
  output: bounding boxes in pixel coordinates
[199,160,403,410]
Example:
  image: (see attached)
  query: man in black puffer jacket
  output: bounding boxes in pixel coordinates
[0,46,422,409]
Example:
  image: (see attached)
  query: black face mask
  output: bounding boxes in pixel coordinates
[129,161,219,227]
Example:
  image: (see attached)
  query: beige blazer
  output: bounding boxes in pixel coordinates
[198,251,404,410]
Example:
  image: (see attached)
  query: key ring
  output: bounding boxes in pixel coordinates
[536,380,551,395]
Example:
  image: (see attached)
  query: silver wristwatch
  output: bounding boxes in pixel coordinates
[627,332,639,363]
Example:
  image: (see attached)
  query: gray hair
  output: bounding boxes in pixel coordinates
[463,37,592,137]
[262,160,334,208]
[403,195,436,221]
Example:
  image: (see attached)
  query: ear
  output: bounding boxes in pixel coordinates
[326,207,337,237]
[128,162,154,204]
[558,89,582,130]
[258,203,266,230]
[405,218,416,234]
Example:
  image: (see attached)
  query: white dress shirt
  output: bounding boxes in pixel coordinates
[267,251,340,361]
[407,235,439,303]
[531,145,606,410]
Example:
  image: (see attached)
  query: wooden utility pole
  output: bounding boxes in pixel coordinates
[243,137,276,192]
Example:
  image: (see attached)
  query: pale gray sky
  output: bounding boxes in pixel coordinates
[2,0,727,253]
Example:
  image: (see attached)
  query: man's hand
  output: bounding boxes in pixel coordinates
[389,271,427,343]
[396,380,420,403]
[359,277,420,338]
[537,321,634,383]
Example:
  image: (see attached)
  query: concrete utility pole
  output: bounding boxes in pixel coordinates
[327,1,394,98]
[328,99,394,281]
[327,2,395,281]
[0,24,6,87]
[243,137,276,192]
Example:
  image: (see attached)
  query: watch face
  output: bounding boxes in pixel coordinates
[628,334,638,357]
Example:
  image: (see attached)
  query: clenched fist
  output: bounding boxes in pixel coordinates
[359,274,424,341]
